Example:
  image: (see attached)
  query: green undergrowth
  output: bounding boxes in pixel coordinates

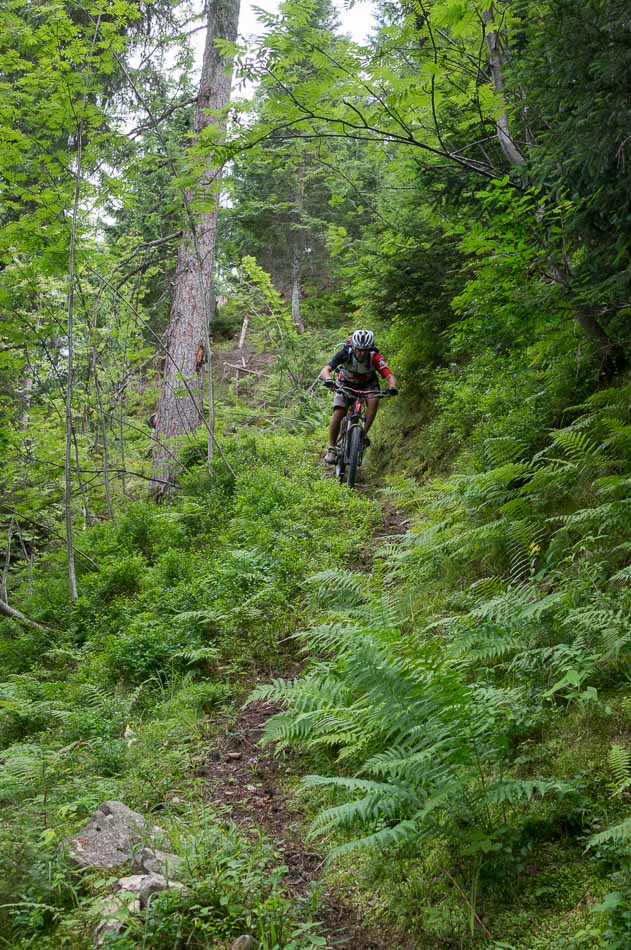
[254,377,631,947]
[0,428,379,948]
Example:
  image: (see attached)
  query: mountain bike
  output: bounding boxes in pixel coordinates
[333,384,390,488]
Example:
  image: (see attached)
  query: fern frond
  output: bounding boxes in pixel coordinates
[483,778,575,806]
[611,565,631,584]
[552,429,602,463]
[307,570,367,609]
[483,436,528,467]
[608,744,631,798]
[172,646,220,666]
[588,818,631,849]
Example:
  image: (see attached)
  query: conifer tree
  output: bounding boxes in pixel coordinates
[151,0,240,494]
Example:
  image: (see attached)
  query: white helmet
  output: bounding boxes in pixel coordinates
[351,329,374,349]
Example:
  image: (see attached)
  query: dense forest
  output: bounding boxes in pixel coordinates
[2,0,631,946]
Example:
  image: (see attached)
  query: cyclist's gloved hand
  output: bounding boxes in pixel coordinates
[387,387,399,396]
[323,379,336,390]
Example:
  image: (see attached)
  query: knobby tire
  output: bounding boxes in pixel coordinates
[335,418,347,482]
[346,425,363,488]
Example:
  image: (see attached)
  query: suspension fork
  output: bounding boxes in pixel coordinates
[344,401,365,462]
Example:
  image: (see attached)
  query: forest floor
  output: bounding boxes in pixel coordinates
[197,498,413,949]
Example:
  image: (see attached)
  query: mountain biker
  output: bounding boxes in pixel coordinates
[319,329,398,464]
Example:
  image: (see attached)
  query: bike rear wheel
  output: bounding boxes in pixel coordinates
[346,425,363,488]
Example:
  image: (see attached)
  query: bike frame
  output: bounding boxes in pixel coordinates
[333,384,388,484]
[337,384,381,436]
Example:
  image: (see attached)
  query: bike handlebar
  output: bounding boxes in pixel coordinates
[332,383,391,399]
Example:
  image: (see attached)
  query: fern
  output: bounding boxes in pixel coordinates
[483,436,528,468]
[307,569,368,609]
[552,428,602,463]
[588,818,631,849]
[172,646,220,666]
[482,778,575,805]
[611,564,631,584]
[251,382,631,870]
[607,744,631,798]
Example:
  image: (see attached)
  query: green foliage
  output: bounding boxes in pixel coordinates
[254,379,631,944]
[97,815,325,949]
[0,425,377,944]
[3,0,631,943]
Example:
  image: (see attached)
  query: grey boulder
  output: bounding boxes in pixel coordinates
[231,937,261,950]
[132,846,185,878]
[63,800,172,870]
[117,872,189,909]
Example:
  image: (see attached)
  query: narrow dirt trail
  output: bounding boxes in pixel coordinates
[197,499,413,948]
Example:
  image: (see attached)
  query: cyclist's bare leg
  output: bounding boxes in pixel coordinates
[328,407,345,446]
[364,396,379,434]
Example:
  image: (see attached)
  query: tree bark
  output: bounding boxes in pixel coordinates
[482,5,526,167]
[291,241,305,334]
[1,519,14,604]
[20,362,34,432]
[0,594,48,632]
[290,150,306,333]
[91,347,115,520]
[151,0,240,496]
[65,125,81,602]
[238,313,250,351]
[63,14,102,600]
[481,6,620,360]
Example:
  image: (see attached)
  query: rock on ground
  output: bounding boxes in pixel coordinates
[117,873,189,908]
[93,893,141,947]
[231,937,260,950]
[62,800,172,870]
[132,845,184,878]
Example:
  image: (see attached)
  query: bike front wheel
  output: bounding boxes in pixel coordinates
[346,425,363,488]
[335,419,347,482]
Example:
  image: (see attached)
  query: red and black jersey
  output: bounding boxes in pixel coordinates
[327,344,393,386]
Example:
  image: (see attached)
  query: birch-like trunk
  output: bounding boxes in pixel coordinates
[20,365,34,432]
[0,594,47,632]
[91,347,115,520]
[482,5,525,167]
[290,152,306,334]
[291,242,305,334]
[65,146,81,602]
[151,0,240,496]
[63,15,101,601]
[481,6,617,360]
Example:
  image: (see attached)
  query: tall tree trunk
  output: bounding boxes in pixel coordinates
[481,5,526,167]
[291,241,305,334]
[91,346,115,520]
[65,133,81,602]
[151,0,240,496]
[290,151,306,334]
[481,5,619,360]
[20,362,34,432]
[63,14,101,601]
[1,519,14,604]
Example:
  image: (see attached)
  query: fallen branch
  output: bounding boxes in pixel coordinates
[223,362,259,375]
[0,595,48,632]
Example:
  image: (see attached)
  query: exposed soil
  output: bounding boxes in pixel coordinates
[197,502,414,948]
[200,696,413,949]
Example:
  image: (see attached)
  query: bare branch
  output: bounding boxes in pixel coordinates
[0,595,49,632]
